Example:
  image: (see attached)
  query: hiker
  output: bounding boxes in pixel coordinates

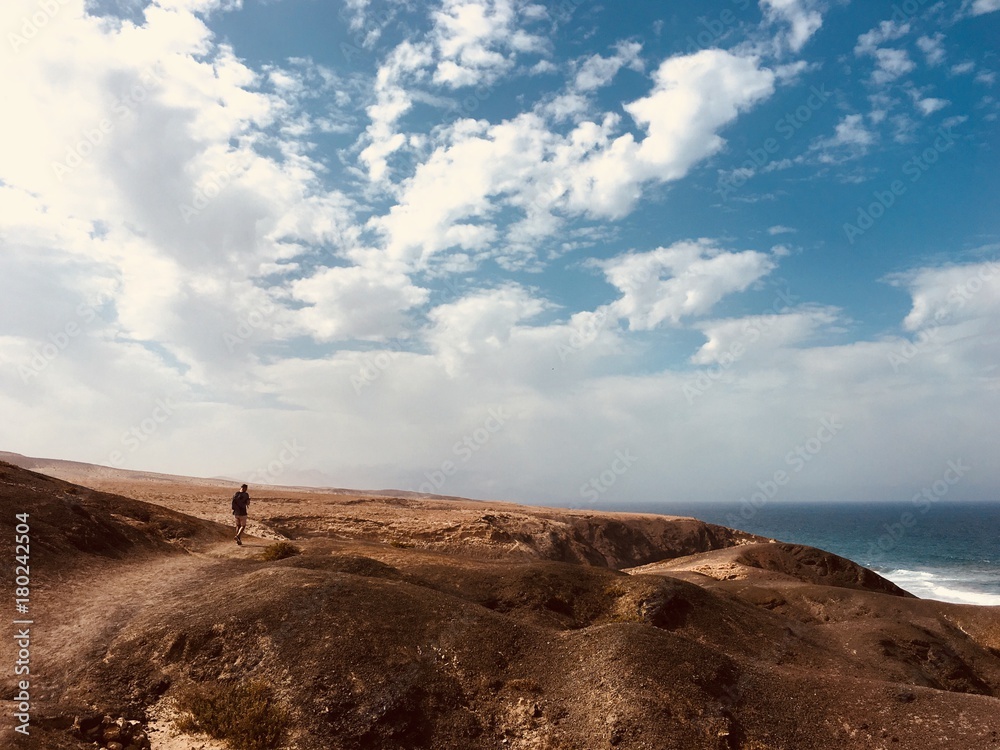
[232,484,250,545]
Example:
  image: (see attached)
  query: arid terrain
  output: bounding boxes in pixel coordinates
[2,451,999,750]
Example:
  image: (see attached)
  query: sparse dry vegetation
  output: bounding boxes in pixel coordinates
[175,679,291,750]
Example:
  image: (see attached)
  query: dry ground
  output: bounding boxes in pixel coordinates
[2,454,999,750]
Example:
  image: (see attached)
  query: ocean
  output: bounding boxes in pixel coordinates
[624,500,1000,606]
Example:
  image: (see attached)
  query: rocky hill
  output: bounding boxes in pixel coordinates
[2,458,1000,750]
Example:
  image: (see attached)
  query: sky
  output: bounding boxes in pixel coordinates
[1,0,998,510]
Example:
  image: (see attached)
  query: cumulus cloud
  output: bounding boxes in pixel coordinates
[0,0,366,394]
[372,113,548,265]
[759,0,824,52]
[893,260,1000,331]
[596,239,777,330]
[810,114,876,163]
[622,50,775,183]
[358,41,433,182]
[572,41,643,92]
[430,0,547,88]
[915,96,949,115]
[854,21,918,89]
[916,33,946,66]
[425,284,550,375]
[690,306,841,365]
[291,265,430,343]
[373,49,775,267]
[871,48,916,86]
[854,20,911,56]
[969,0,1000,15]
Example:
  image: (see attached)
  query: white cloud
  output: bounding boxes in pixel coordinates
[374,49,775,267]
[539,92,590,122]
[915,97,949,115]
[969,0,1000,15]
[596,239,777,330]
[854,20,911,56]
[892,260,1000,332]
[871,48,916,86]
[430,0,547,88]
[916,33,946,66]
[425,284,550,375]
[572,41,643,92]
[373,113,549,265]
[586,49,775,214]
[0,0,363,385]
[291,265,429,343]
[810,114,876,163]
[854,21,918,89]
[355,1,554,182]
[760,0,824,52]
[358,41,434,181]
[829,114,876,145]
[690,305,841,365]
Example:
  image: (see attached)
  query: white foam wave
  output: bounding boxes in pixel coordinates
[882,568,1000,606]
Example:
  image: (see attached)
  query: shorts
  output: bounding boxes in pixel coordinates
[234,515,248,526]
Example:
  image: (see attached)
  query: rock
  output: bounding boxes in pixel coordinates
[102,724,123,743]
[70,714,104,740]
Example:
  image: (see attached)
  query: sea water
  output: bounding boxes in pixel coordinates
[625,500,1000,606]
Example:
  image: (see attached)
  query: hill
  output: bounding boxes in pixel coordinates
[2,457,1000,750]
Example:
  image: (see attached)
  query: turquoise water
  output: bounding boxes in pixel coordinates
[622,500,1000,606]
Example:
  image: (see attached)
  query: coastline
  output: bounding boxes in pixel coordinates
[627,499,1000,606]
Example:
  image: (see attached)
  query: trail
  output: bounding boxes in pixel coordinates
[19,536,269,745]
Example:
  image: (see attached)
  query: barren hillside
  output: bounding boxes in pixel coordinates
[2,458,999,750]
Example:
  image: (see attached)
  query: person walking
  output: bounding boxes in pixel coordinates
[232,483,250,545]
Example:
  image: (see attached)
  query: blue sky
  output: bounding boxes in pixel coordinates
[1,0,998,508]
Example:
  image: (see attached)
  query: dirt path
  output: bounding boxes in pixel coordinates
[18,535,272,745]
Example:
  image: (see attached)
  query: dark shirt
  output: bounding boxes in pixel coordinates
[232,491,250,516]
